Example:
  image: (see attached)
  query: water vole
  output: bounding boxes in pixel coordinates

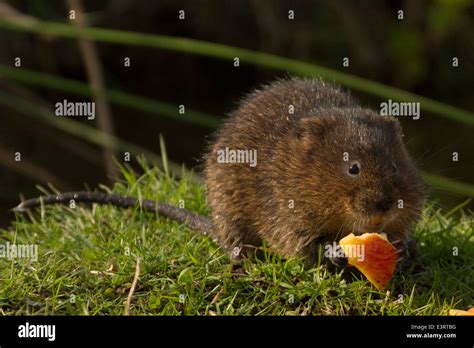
[15,78,425,263]
[205,78,425,261]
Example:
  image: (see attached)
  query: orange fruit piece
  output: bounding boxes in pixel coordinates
[339,233,398,291]
[448,308,474,316]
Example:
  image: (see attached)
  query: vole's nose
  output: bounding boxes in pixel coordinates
[375,198,394,212]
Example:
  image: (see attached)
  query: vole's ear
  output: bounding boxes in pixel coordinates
[294,117,330,140]
[381,115,402,134]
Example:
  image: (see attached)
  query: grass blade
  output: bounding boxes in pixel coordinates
[0,90,197,180]
[0,65,221,129]
[422,172,474,199]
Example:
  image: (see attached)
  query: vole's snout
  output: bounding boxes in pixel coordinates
[352,187,398,225]
[374,197,395,213]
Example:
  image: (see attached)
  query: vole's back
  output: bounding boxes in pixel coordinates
[220,79,353,139]
[205,78,424,261]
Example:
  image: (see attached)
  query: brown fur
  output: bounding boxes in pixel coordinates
[204,78,425,262]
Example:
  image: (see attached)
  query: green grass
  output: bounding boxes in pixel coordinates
[0,162,472,315]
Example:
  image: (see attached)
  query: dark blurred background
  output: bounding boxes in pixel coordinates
[0,0,473,227]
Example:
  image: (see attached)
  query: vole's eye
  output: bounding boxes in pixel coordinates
[348,161,360,176]
[391,163,398,173]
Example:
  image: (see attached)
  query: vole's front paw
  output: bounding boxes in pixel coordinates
[392,238,418,271]
[324,252,348,269]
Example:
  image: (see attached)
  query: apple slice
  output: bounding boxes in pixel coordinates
[448,308,474,316]
[339,233,398,291]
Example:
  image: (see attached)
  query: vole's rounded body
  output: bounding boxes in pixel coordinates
[205,78,424,261]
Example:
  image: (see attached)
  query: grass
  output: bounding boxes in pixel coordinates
[1,18,473,125]
[0,65,221,129]
[0,161,472,315]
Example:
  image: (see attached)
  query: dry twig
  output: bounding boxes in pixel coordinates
[125,257,141,315]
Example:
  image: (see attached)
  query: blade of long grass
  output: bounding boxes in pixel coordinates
[0,90,197,180]
[0,65,220,128]
[444,199,471,217]
[422,172,474,198]
[0,18,472,125]
[159,134,169,178]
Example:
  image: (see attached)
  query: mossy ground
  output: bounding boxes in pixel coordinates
[0,162,472,315]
